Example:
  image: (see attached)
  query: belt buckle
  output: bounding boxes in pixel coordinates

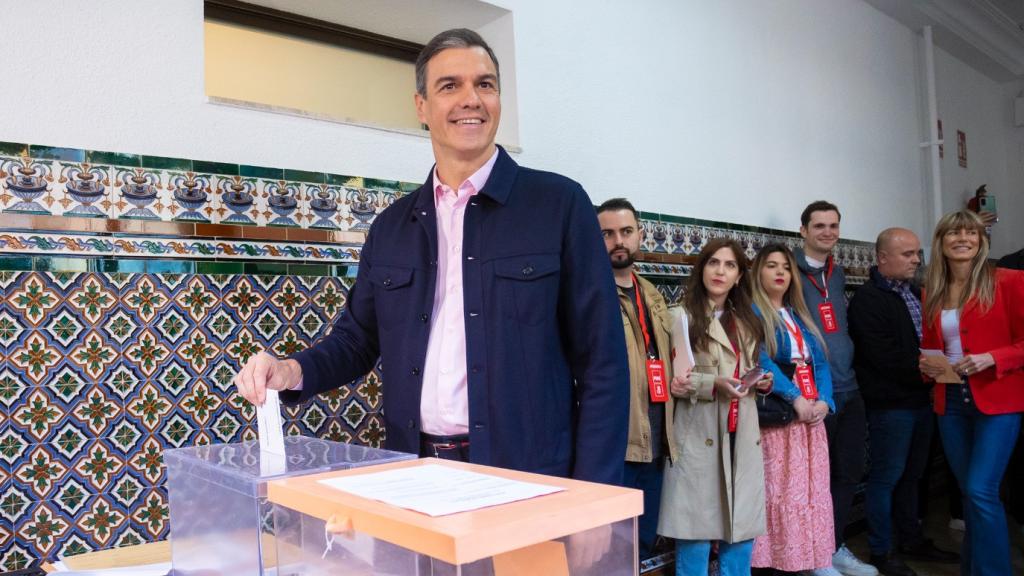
[431,441,457,458]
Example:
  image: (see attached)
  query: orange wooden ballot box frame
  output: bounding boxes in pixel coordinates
[267,457,643,568]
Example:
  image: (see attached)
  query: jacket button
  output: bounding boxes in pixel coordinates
[522,266,534,276]
[411,367,420,375]
[383,278,392,287]
[420,314,428,322]
[705,438,713,447]
[407,419,416,429]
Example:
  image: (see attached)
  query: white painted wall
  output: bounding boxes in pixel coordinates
[931,46,1023,258]
[0,0,1014,247]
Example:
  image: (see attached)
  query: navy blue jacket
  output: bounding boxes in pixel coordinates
[285,147,629,485]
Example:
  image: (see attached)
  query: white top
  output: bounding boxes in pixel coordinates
[941,309,963,363]
[778,308,807,361]
[805,255,827,268]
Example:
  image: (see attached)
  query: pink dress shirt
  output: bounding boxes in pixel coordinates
[420,148,499,435]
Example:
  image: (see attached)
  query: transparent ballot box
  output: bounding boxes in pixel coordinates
[268,458,643,576]
[164,436,415,575]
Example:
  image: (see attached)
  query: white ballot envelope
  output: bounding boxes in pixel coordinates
[920,349,964,384]
[669,307,695,376]
[256,389,287,477]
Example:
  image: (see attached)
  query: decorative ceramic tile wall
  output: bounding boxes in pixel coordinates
[0,140,878,569]
[0,270,380,570]
[0,144,419,237]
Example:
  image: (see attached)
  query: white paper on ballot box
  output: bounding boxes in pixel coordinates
[318,464,565,516]
[669,307,695,376]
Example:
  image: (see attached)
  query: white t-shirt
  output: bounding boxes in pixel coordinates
[941,309,963,363]
[805,255,827,269]
[779,308,807,362]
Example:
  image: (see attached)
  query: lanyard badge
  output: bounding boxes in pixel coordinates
[804,257,838,333]
[647,359,668,402]
[794,362,818,400]
[781,311,817,400]
[818,301,838,333]
[633,274,668,403]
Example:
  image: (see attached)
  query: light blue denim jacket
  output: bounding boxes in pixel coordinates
[756,306,836,412]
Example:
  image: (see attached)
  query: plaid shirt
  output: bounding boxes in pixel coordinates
[882,276,923,341]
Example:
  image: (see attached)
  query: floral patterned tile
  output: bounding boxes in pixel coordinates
[109,167,176,222]
[53,162,113,220]
[212,174,262,227]
[0,155,58,216]
[166,171,215,224]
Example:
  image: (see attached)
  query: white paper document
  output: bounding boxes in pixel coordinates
[318,464,565,517]
[670,307,695,376]
[257,389,286,456]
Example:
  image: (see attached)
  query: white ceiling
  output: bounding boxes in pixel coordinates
[864,0,1024,81]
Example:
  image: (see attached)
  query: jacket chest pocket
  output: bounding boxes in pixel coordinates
[368,265,415,330]
[493,254,560,326]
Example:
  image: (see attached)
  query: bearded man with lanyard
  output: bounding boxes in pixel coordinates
[794,201,876,576]
[597,198,676,562]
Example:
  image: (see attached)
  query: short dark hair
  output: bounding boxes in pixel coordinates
[415,29,500,97]
[596,198,639,221]
[800,200,841,227]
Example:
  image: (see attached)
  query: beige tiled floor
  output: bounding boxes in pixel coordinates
[845,507,1024,575]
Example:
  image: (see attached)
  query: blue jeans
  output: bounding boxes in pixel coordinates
[865,406,932,555]
[623,458,664,560]
[676,539,753,576]
[938,384,1022,576]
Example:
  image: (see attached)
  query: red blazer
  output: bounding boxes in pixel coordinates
[921,268,1024,415]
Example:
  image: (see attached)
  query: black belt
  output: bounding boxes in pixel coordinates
[419,432,470,461]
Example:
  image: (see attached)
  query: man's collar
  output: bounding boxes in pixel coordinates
[414,145,517,211]
[432,147,499,199]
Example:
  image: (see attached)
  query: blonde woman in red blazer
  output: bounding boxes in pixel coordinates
[919,210,1024,576]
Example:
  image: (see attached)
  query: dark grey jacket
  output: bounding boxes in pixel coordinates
[793,247,858,393]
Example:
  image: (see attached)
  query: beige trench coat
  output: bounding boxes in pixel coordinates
[657,310,766,543]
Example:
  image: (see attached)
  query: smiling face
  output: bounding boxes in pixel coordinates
[414,46,501,167]
[702,246,741,307]
[941,226,980,264]
[800,209,840,258]
[759,250,792,304]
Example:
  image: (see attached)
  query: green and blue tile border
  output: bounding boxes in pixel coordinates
[0,141,874,279]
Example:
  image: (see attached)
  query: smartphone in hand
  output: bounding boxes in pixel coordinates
[737,367,767,392]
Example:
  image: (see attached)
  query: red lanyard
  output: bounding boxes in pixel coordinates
[781,312,808,361]
[726,320,741,433]
[803,256,833,299]
[633,274,654,358]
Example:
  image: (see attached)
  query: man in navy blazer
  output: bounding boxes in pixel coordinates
[234,28,628,487]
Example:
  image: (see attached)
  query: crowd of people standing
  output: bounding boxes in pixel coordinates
[602,199,1024,576]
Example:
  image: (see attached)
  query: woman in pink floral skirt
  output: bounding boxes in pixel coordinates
[750,244,836,574]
